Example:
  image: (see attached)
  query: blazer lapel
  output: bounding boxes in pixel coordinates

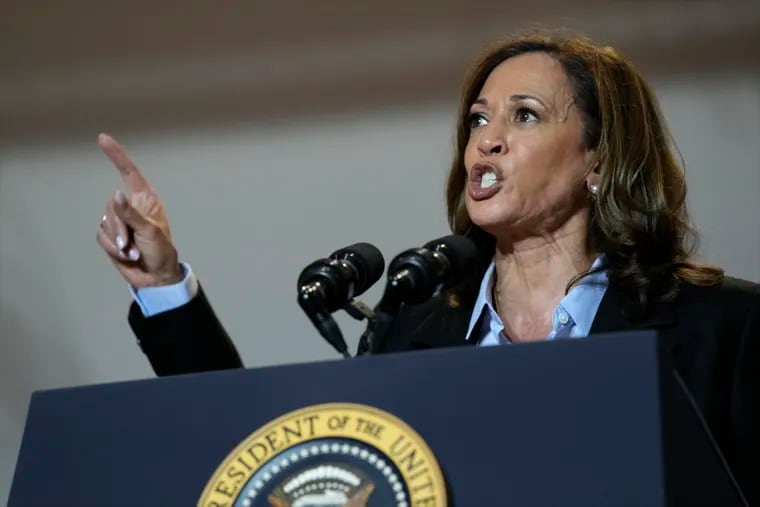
[590,284,679,353]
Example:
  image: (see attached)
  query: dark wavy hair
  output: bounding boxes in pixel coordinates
[446,33,723,310]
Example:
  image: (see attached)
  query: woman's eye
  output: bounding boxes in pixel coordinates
[468,112,488,129]
[515,107,538,123]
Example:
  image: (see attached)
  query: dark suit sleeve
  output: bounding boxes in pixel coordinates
[731,285,760,505]
[128,285,243,376]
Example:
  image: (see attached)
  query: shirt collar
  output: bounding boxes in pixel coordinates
[464,260,498,342]
[464,255,608,342]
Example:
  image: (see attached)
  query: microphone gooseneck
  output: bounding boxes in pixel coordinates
[297,242,385,358]
[298,285,351,359]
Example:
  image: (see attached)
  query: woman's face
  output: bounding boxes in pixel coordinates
[464,52,596,241]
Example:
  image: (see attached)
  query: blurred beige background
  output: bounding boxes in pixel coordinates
[1,0,759,500]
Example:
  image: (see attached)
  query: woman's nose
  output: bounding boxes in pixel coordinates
[477,131,506,156]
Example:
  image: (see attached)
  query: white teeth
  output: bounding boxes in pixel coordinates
[480,171,497,188]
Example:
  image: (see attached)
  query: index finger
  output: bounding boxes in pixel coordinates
[98,133,153,194]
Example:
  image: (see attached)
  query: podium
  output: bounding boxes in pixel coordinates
[9,331,747,506]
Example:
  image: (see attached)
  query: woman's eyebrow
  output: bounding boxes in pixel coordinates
[471,94,549,108]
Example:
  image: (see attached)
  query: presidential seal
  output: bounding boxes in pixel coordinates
[198,403,447,507]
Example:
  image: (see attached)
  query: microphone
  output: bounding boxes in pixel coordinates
[297,243,385,312]
[382,234,479,306]
[298,243,385,358]
[363,235,478,354]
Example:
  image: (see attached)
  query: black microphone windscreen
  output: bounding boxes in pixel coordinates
[423,234,479,280]
[331,242,385,295]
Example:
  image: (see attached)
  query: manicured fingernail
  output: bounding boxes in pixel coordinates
[115,190,127,207]
[116,235,126,250]
[128,248,140,261]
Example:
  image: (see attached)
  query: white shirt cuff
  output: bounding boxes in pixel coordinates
[130,262,199,317]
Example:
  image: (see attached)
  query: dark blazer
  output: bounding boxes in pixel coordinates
[128,276,760,505]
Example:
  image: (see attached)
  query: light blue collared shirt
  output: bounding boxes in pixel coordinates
[465,257,609,346]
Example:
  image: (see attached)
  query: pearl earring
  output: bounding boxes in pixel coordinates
[589,184,599,194]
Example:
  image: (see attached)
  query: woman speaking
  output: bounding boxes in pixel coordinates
[96,34,759,503]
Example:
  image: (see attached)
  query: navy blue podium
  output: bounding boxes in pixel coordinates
[9,331,747,506]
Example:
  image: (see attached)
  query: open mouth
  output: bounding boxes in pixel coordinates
[469,163,503,200]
